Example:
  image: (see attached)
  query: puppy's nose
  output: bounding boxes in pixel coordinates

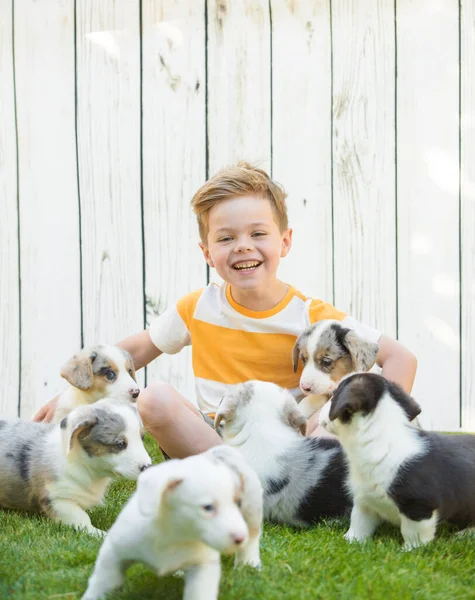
[300,383,312,393]
[231,533,246,545]
[140,463,152,472]
[130,388,140,399]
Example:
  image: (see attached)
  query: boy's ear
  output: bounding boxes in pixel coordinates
[198,241,215,268]
[280,228,292,258]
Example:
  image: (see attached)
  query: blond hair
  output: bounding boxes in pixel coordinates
[191,162,288,243]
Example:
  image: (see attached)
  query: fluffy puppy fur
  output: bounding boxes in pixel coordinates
[82,445,263,600]
[52,345,140,423]
[292,320,379,418]
[320,373,475,549]
[214,381,351,527]
[0,400,151,536]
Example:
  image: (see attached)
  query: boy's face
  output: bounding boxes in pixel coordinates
[199,195,292,292]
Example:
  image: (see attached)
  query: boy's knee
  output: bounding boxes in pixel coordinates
[137,381,179,427]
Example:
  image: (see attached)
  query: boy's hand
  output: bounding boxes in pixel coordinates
[32,396,58,422]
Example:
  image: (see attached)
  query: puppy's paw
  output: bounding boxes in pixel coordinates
[235,554,262,570]
[343,529,366,543]
[455,527,475,539]
[86,526,106,537]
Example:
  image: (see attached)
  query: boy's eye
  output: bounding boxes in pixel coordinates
[252,231,266,237]
[218,236,232,243]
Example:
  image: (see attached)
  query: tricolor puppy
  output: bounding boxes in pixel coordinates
[82,445,263,600]
[292,320,379,418]
[320,373,475,549]
[214,381,351,527]
[52,344,140,423]
[0,399,151,536]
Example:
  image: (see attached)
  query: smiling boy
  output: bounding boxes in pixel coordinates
[35,163,417,458]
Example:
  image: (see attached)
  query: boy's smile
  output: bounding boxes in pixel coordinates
[199,195,292,310]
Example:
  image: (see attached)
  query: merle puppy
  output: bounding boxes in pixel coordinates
[214,381,351,527]
[320,373,475,548]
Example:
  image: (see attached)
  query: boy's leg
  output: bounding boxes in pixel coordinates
[137,382,222,459]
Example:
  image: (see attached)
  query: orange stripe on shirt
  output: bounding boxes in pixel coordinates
[308,299,345,324]
[190,320,303,388]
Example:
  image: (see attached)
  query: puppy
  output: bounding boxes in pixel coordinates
[0,399,151,535]
[292,320,379,418]
[320,373,475,549]
[52,344,140,423]
[214,381,351,527]
[82,445,263,600]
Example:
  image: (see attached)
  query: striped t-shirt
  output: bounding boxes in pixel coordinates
[149,282,381,415]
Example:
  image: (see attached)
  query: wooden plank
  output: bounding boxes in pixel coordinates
[142,0,207,400]
[271,0,333,300]
[14,0,81,418]
[332,0,396,337]
[0,2,20,418]
[397,0,459,430]
[461,0,475,430]
[76,0,144,386]
[207,0,272,284]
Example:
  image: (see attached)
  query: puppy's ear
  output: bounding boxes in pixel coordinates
[342,330,379,373]
[329,386,361,424]
[67,415,99,453]
[214,394,240,430]
[60,350,96,390]
[282,396,307,435]
[389,382,422,421]
[136,465,184,517]
[292,339,301,373]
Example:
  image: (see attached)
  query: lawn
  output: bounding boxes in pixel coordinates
[1,436,474,600]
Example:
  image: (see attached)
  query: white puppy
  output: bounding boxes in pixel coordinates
[0,399,151,535]
[215,381,351,527]
[82,445,263,600]
[292,320,379,418]
[320,373,475,549]
[52,345,140,423]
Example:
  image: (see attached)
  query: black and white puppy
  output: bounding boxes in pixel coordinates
[0,399,151,535]
[214,381,351,527]
[320,373,475,549]
[292,320,379,418]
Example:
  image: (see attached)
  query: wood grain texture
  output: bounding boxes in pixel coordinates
[207,0,272,285]
[397,0,460,430]
[0,1,20,418]
[76,0,144,387]
[14,0,81,418]
[271,0,333,300]
[332,0,396,337]
[461,0,475,431]
[142,0,207,400]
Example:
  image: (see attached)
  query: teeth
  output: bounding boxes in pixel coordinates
[233,261,260,270]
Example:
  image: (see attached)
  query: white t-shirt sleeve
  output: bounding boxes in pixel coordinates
[148,306,191,354]
[341,315,382,344]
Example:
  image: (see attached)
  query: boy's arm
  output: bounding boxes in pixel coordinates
[117,330,162,371]
[376,334,417,394]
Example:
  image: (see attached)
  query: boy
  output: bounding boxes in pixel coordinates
[35,163,417,458]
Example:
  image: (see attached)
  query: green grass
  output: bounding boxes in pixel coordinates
[1,436,474,600]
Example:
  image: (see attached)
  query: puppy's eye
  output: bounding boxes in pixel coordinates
[115,440,127,450]
[321,358,333,368]
[236,498,242,509]
[105,369,116,381]
[202,503,216,513]
[129,368,133,376]
[301,356,307,365]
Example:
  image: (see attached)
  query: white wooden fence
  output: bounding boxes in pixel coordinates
[1,0,474,430]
